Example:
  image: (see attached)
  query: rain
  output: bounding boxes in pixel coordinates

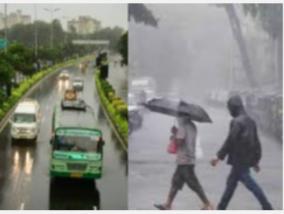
[128,4,282,210]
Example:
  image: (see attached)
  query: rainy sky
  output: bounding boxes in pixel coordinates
[0,4,127,30]
[129,4,281,101]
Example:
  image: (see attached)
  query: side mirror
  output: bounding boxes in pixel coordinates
[50,136,54,145]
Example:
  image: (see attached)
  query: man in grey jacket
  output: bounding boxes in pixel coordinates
[211,95,273,210]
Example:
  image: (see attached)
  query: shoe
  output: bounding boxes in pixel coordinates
[154,204,170,210]
[201,204,214,210]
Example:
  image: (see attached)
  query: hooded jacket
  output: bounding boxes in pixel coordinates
[217,95,262,167]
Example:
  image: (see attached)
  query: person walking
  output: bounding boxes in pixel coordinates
[155,115,213,210]
[211,95,273,210]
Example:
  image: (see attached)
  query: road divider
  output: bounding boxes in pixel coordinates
[0,55,93,131]
[94,69,128,151]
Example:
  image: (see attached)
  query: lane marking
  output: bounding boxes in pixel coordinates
[20,202,25,210]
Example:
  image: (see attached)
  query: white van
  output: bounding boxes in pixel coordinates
[130,77,156,103]
[10,99,40,143]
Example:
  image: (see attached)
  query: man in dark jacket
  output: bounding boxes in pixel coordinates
[211,95,273,210]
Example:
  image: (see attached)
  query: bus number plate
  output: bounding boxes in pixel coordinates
[70,172,83,178]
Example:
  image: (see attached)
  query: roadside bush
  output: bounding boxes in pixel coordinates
[107,91,115,101]
[95,69,128,147]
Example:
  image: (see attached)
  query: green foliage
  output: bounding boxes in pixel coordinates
[7,20,64,49]
[6,42,35,76]
[0,53,14,85]
[95,70,128,146]
[118,32,128,65]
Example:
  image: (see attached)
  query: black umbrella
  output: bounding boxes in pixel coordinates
[143,98,212,123]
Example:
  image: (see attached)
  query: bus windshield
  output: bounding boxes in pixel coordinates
[55,135,98,152]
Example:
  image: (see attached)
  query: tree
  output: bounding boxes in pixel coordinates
[243,4,282,87]
[52,19,65,48]
[129,4,158,27]
[118,32,128,65]
[0,52,14,96]
[218,4,257,88]
[6,43,35,76]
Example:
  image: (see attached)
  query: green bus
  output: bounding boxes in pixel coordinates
[50,100,104,179]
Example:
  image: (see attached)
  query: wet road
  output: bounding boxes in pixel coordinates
[129,104,282,210]
[0,59,127,210]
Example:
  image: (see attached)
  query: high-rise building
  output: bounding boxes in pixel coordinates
[0,10,31,29]
[67,16,101,35]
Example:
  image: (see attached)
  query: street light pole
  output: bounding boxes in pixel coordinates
[44,7,60,49]
[62,16,69,44]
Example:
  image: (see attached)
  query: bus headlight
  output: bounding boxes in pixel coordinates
[29,128,36,133]
[52,164,65,170]
[89,166,98,172]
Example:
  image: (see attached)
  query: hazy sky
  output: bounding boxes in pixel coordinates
[0,4,127,30]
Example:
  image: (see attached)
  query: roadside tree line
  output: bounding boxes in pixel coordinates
[0,19,127,103]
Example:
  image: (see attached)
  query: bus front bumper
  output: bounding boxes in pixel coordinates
[50,170,102,179]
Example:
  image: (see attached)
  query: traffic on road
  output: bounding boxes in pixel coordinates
[0,60,127,210]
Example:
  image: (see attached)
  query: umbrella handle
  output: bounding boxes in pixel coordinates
[171,118,178,134]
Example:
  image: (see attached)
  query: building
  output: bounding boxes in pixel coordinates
[67,16,101,35]
[0,10,31,29]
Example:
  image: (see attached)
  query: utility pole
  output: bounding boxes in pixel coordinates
[34,4,38,58]
[44,7,60,49]
[4,4,7,53]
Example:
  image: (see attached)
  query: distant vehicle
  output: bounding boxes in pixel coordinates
[59,70,70,81]
[207,89,230,106]
[10,99,40,143]
[80,62,88,74]
[130,77,156,103]
[129,108,143,134]
[64,88,77,101]
[128,93,143,134]
[50,102,104,180]
[72,77,84,91]
[128,93,140,111]
[61,98,87,111]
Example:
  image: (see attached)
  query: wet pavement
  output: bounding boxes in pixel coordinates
[0,58,127,210]
[129,104,282,210]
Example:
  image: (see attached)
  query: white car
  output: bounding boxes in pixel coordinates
[58,70,70,81]
[72,77,84,91]
[10,99,40,143]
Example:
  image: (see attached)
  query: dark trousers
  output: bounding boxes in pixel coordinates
[218,166,273,210]
[172,165,209,204]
